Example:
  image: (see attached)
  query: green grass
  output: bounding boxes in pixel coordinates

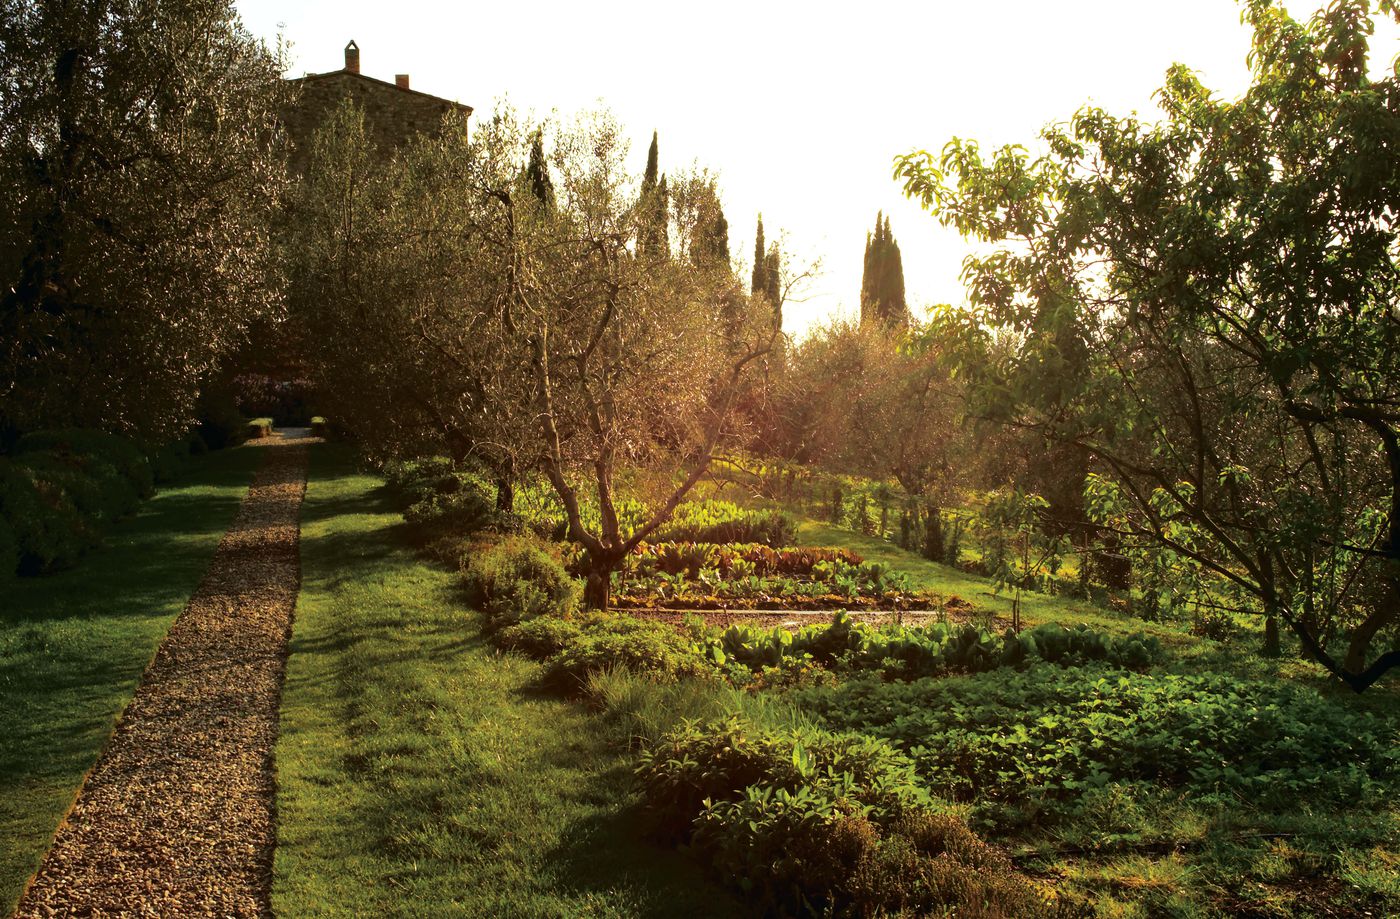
[0,444,263,912]
[273,445,745,918]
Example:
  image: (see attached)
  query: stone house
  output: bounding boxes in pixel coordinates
[282,40,473,173]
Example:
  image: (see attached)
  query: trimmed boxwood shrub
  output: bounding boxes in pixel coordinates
[16,428,155,498]
[245,417,274,439]
[0,458,92,574]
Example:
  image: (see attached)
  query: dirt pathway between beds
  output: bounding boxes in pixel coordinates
[14,431,312,918]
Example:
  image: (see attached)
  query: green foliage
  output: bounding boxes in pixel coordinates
[795,667,1400,827]
[15,429,154,498]
[705,614,1162,679]
[638,715,1064,916]
[542,615,711,690]
[0,427,169,576]
[463,536,582,629]
[896,1,1400,689]
[13,452,140,527]
[859,211,908,328]
[0,458,90,574]
[651,501,795,547]
[638,714,933,842]
[626,540,862,581]
[613,545,922,611]
[494,616,583,659]
[0,0,289,443]
[384,457,500,542]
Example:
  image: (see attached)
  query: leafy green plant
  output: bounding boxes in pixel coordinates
[494,616,583,658]
[795,667,1400,827]
[638,715,1066,917]
[463,536,582,629]
[652,501,796,547]
[542,616,711,690]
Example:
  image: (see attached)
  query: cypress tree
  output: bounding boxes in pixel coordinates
[751,214,766,297]
[882,214,907,322]
[860,211,909,327]
[638,132,668,257]
[693,196,730,268]
[525,128,554,208]
[642,131,659,195]
[764,242,781,309]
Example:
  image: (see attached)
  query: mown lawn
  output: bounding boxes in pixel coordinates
[273,445,745,918]
[0,445,263,912]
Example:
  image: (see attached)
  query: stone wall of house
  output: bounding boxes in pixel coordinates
[282,72,468,174]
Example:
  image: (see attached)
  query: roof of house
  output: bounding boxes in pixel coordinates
[288,68,473,115]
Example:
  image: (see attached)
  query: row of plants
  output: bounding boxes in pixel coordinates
[640,542,863,578]
[602,543,930,611]
[0,428,200,579]
[792,667,1400,830]
[464,532,1165,687]
[707,614,1164,679]
[720,457,1226,628]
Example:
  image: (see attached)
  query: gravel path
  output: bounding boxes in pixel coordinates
[13,431,312,919]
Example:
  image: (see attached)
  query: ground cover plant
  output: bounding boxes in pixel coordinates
[788,667,1400,915]
[637,716,1079,917]
[0,444,261,912]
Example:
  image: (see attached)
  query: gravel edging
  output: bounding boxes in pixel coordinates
[13,433,312,919]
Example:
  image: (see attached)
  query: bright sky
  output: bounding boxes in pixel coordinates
[233,0,1390,336]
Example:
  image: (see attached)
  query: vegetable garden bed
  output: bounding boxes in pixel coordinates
[622,607,1006,631]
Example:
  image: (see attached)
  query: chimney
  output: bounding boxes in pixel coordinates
[395,74,410,89]
[344,40,359,74]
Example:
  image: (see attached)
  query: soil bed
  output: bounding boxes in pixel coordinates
[624,605,1007,631]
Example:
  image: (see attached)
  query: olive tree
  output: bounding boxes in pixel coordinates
[288,100,537,509]
[523,112,777,607]
[0,0,289,443]
[294,104,776,605]
[897,0,1400,690]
